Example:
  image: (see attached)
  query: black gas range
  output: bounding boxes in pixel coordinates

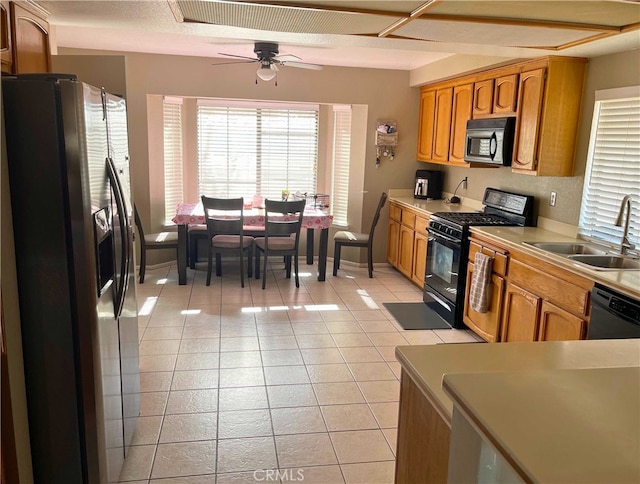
[424,188,535,328]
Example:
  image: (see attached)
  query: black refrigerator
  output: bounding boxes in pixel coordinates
[3,74,139,483]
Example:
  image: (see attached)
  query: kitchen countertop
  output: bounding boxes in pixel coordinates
[395,339,640,427]
[387,195,479,215]
[443,366,640,483]
[388,194,639,299]
[471,225,640,299]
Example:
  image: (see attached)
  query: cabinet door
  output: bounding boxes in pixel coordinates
[412,231,428,286]
[512,68,545,172]
[493,73,519,115]
[1,1,12,74]
[432,88,453,162]
[463,263,505,343]
[501,283,541,342]
[417,89,436,161]
[397,224,415,277]
[538,300,587,341]
[449,83,473,163]
[387,219,400,267]
[10,2,50,74]
[472,79,494,118]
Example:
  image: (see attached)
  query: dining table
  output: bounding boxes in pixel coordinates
[172,202,334,285]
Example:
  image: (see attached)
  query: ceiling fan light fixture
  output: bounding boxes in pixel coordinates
[256,65,276,81]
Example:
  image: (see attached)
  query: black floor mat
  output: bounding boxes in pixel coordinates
[383,302,452,330]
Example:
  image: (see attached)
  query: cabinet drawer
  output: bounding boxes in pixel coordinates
[468,241,508,277]
[401,210,416,229]
[509,259,589,316]
[415,215,430,237]
[390,204,402,222]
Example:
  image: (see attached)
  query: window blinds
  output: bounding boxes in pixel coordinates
[331,106,352,226]
[197,103,318,200]
[163,99,183,224]
[579,89,640,247]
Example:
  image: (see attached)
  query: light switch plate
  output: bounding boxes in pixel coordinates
[550,191,557,207]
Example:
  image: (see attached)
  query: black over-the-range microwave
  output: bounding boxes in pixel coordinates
[464,117,516,166]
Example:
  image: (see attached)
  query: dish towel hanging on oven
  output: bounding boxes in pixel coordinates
[469,252,493,313]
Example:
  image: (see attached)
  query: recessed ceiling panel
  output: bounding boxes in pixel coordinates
[395,18,599,48]
[176,1,399,34]
[426,1,640,28]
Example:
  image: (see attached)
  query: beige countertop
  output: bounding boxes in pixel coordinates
[471,225,640,299]
[388,194,639,299]
[395,339,640,427]
[387,195,479,215]
[442,367,640,483]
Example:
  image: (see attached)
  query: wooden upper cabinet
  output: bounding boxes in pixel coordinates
[493,73,519,115]
[512,58,586,176]
[449,83,473,164]
[472,79,494,118]
[417,89,436,161]
[416,57,585,175]
[432,88,453,162]
[1,1,12,74]
[512,68,545,172]
[10,2,50,74]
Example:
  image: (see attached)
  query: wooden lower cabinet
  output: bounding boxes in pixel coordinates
[387,202,429,287]
[501,282,542,342]
[412,231,428,286]
[397,224,415,277]
[463,264,505,342]
[386,218,400,267]
[395,370,450,484]
[538,300,587,341]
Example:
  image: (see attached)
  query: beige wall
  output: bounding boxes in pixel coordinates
[53,47,640,263]
[420,48,640,226]
[56,48,427,265]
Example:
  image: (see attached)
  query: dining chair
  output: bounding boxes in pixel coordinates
[201,196,253,288]
[254,199,306,290]
[134,205,180,283]
[333,192,387,278]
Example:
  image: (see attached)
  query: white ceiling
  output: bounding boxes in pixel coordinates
[40,0,640,71]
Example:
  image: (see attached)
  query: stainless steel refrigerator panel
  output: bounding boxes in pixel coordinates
[3,75,140,483]
[105,91,140,453]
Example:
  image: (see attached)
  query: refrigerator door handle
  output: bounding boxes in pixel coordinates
[106,156,130,318]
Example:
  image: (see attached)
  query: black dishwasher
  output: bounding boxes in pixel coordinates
[588,284,640,339]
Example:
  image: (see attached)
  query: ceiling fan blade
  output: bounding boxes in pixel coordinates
[273,54,301,62]
[212,60,258,66]
[217,52,259,61]
[271,64,279,72]
[283,61,323,70]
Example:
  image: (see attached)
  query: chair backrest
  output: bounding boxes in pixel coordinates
[201,196,244,237]
[368,192,388,239]
[133,204,146,247]
[264,198,306,242]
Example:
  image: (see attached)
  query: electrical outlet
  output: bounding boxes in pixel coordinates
[550,191,557,207]
[463,177,468,189]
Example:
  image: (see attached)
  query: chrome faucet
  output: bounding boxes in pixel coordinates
[615,195,635,255]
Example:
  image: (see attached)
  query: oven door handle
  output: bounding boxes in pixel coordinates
[426,227,460,245]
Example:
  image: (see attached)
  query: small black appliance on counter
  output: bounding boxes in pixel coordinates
[414,170,442,200]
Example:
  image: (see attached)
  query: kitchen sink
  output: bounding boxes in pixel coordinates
[567,255,640,270]
[524,242,609,255]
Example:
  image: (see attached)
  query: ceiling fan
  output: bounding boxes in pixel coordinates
[214,42,323,82]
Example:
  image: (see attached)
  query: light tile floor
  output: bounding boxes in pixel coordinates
[120,259,481,483]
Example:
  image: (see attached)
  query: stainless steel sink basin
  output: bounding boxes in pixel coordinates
[524,242,609,255]
[567,255,640,270]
